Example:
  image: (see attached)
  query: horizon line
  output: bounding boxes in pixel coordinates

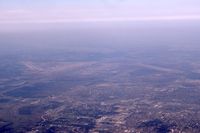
[1,15,200,24]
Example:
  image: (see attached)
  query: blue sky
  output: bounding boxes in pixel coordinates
[0,0,200,23]
[0,0,199,9]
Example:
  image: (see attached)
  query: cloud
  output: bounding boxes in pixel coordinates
[0,0,200,24]
[1,15,200,24]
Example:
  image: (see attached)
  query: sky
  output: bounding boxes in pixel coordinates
[0,0,200,23]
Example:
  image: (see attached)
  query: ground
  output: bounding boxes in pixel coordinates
[1,46,200,133]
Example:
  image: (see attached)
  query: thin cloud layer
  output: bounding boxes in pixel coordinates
[0,0,200,23]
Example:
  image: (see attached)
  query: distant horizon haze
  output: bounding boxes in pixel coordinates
[0,0,200,24]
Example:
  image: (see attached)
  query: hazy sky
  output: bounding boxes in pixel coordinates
[0,0,200,23]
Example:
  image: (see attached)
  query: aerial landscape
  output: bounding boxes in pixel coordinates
[1,0,200,133]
